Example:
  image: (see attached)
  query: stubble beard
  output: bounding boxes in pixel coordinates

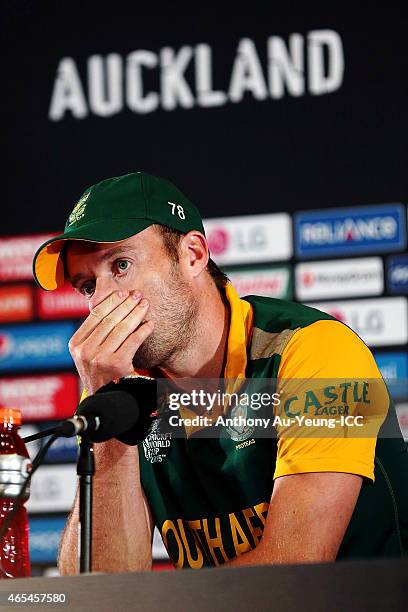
[132,265,199,371]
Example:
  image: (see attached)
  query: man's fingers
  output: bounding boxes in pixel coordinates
[99,299,151,353]
[84,294,143,347]
[70,291,136,346]
[113,319,154,363]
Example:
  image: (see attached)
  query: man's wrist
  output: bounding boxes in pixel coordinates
[93,439,139,470]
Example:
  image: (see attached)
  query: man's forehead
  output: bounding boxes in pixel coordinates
[65,237,135,257]
[65,226,160,258]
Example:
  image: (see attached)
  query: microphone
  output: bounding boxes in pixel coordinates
[59,413,101,438]
[59,386,156,445]
[90,375,158,445]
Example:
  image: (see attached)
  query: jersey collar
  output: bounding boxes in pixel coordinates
[180,282,254,437]
[223,282,253,380]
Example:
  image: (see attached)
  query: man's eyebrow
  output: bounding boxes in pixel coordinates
[68,246,137,286]
[69,273,87,287]
[99,246,136,262]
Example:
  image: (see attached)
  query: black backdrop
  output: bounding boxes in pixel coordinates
[2,7,408,235]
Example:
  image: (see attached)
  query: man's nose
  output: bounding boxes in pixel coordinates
[88,276,118,311]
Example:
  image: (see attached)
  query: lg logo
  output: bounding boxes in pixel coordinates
[207,226,267,256]
[328,308,384,334]
[235,227,267,251]
[207,228,229,255]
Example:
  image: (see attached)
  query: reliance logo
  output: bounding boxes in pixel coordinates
[388,255,408,294]
[295,204,406,258]
[301,217,396,245]
[391,265,408,283]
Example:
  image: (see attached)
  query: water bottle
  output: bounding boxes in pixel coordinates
[0,408,31,578]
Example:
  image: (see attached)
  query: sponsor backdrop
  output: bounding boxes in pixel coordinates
[2,9,408,574]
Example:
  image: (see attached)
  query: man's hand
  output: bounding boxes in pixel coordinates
[69,290,154,394]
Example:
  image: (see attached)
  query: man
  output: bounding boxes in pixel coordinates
[33,172,408,573]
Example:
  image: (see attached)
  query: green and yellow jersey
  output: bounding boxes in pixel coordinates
[138,284,408,567]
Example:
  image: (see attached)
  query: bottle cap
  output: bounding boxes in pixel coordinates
[0,407,21,425]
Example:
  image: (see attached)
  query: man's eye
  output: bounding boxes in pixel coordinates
[79,281,95,297]
[116,260,130,273]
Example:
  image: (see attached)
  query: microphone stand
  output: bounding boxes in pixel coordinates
[78,437,94,574]
[23,426,95,574]
[22,379,159,575]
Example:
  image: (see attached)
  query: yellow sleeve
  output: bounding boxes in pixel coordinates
[274,320,389,481]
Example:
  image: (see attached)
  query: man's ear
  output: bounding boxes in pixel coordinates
[179,231,209,279]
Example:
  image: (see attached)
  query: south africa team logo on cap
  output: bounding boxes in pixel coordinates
[68,191,90,226]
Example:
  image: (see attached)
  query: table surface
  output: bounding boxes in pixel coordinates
[0,557,407,612]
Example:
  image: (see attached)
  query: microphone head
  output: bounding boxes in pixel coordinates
[77,390,138,442]
[77,388,155,445]
[95,377,157,445]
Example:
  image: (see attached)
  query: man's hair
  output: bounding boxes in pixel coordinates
[154,224,229,290]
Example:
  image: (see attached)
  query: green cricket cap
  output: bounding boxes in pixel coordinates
[33,171,205,290]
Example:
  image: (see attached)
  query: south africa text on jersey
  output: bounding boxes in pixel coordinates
[160,501,270,568]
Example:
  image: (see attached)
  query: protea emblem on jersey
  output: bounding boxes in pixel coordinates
[68,191,90,226]
[226,404,255,442]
